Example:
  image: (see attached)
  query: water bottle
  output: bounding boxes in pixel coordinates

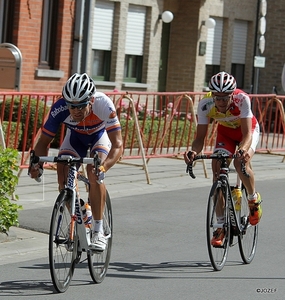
[232,187,242,211]
[80,199,92,228]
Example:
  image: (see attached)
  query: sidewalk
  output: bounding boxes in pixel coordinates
[0,153,284,265]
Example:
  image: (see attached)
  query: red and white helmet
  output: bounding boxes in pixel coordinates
[209,71,237,93]
[62,73,96,103]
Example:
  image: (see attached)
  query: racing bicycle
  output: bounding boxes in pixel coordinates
[29,150,113,292]
[187,152,258,271]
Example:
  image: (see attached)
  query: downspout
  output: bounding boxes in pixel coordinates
[72,0,85,74]
[81,0,92,72]
[251,0,261,94]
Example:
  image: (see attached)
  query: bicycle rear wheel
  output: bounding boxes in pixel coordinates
[49,190,78,293]
[88,190,113,283]
[238,187,258,264]
[206,182,230,271]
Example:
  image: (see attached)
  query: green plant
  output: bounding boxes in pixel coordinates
[120,119,195,149]
[1,121,23,148]
[0,97,47,151]
[0,147,22,233]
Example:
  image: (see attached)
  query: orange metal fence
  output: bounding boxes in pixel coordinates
[0,91,284,183]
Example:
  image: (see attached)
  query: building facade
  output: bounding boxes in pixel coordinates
[0,0,284,95]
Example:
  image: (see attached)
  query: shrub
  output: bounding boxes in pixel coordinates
[1,121,23,148]
[0,97,46,150]
[120,119,195,149]
[0,147,22,233]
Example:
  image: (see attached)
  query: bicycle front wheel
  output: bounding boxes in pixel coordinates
[238,187,258,264]
[49,190,78,293]
[206,182,230,271]
[88,190,113,283]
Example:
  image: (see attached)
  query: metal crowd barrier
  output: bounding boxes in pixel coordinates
[0,91,284,183]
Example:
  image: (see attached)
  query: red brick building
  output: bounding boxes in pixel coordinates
[0,0,74,93]
[0,0,284,95]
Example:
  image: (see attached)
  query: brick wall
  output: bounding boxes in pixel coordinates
[258,2,285,94]
[166,0,201,92]
[2,0,284,95]
[3,0,74,93]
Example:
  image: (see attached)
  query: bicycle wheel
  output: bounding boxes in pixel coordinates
[88,190,113,283]
[49,190,78,293]
[206,182,230,271]
[238,187,258,264]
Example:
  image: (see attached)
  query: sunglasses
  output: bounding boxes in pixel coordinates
[66,101,89,110]
[213,95,232,102]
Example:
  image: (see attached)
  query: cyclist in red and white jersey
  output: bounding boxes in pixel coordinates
[184,71,262,246]
[29,73,123,251]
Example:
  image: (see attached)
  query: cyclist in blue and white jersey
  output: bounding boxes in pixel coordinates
[29,73,123,251]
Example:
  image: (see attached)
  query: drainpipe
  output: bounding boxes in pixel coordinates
[72,0,85,74]
[81,0,92,72]
[251,0,261,94]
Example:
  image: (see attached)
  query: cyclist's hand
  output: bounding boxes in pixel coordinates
[28,164,43,182]
[184,150,197,164]
[236,149,251,163]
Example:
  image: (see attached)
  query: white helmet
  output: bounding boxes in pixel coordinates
[62,73,96,103]
[209,71,237,93]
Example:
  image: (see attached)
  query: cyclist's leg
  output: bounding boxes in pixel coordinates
[233,124,262,225]
[88,131,111,250]
[211,125,236,245]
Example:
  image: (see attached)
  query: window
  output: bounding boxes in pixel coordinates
[205,65,220,86]
[124,55,143,82]
[39,0,59,69]
[205,18,223,86]
[124,5,146,83]
[0,0,14,43]
[231,64,245,88]
[92,50,111,80]
[231,20,248,88]
[91,0,114,81]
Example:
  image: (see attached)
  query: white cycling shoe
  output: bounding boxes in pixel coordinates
[89,231,108,251]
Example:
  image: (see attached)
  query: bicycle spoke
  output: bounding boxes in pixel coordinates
[238,188,258,263]
[206,183,230,271]
[88,191,112,283]
[49,192,77,293]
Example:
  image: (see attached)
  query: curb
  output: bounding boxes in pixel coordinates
[0,228,17,243]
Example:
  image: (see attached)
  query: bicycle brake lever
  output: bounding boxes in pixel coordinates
[93,152,101,170]
[186,163,196,179]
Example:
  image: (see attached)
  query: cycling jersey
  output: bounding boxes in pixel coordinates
[197,89,258,129]
[42,92,121,157]
[197,89,259,154]
[43,91,121,138]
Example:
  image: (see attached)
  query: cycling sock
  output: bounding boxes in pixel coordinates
[94,219,103,233]
[248,192,257,201]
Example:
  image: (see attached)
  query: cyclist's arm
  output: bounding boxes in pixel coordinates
[237,93,253,153]
[237,117,252,161]
[34,133,53,156]
[101,130,123,172]
[192,124,208,154]
[29,133,53,178]
[184,123,208,164]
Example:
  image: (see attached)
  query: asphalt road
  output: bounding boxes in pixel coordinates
[1,177,284,300]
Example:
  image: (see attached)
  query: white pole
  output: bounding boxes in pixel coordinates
[0,120,6,149]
